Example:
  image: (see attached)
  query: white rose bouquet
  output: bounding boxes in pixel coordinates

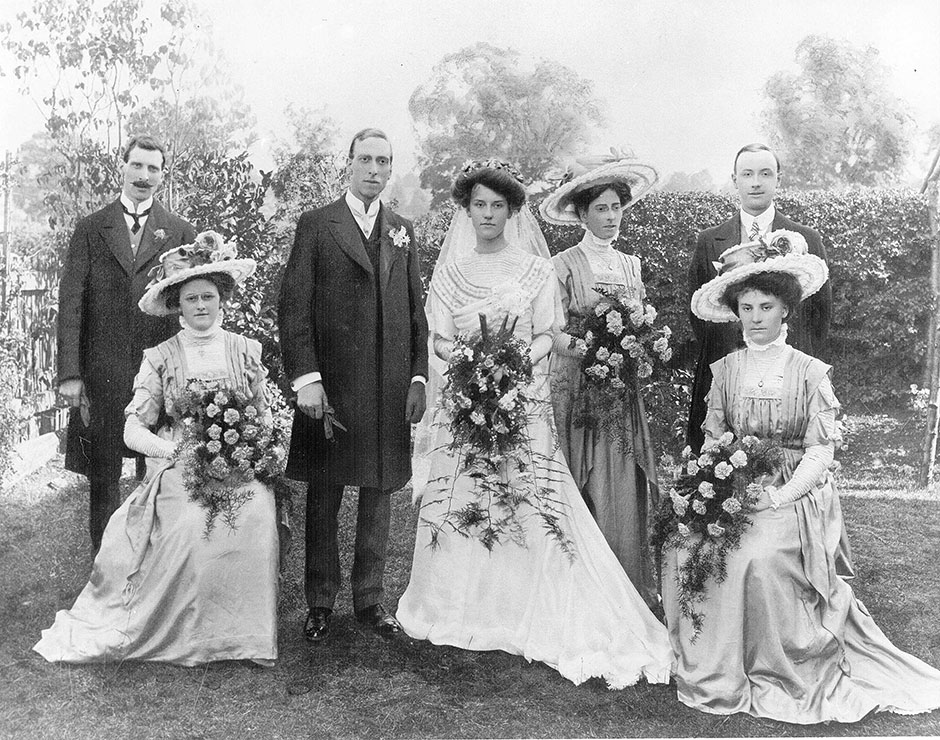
[650,432,783,637]
[171,379,288,535]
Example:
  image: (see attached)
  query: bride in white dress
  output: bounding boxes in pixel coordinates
[397,159,674,689]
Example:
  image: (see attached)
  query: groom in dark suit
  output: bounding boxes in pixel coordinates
[686,143,831,452]
[278,128,429,643]
[57,135,196,552]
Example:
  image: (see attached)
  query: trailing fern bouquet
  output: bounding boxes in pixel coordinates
[431,313,572,554]
[651,432,782,637]
[569,285,673,450]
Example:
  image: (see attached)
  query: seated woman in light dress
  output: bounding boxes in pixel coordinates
[541,152,661,604]
[663,234,940,722]
[35,235,279,666]
[397,160,674,689]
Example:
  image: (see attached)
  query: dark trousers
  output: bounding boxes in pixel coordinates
[305,482,391,613]
[88,468,121,552]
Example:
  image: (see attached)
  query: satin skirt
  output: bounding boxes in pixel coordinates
[34,460,279,666]
[663,479,940,723]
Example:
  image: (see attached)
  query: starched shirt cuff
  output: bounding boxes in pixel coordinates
[291,372,322,392]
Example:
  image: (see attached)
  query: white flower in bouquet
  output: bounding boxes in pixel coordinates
[207,424,222,440]
[574,338,589,356]
[670,489,690,515]
[637,362,653,378]
[470,411,486,426]
[596,346,610,362]
[746,482,765,497]
[714,461,733,480]
[243,405,258,420]
[619,334,638,351]
[498,388,519,410]
[206,403,221,418]
[719,431,734,446]
[681,445,693,460]
[223,408,240,424]
[653,336,669,355]
[610,377,625,389]
[678,523,691,537]
[662,325,672,338]
[584,330,594,345]
[605,311,625,336]
[697,453,713,468]
[241,424,259,440]
[692,499,708,515]
[722,497,743,514]
[643,304,657,325]
[707,522,726,537]
[702,437,719,451]
[607,352,624,368]
[742,435,760,450]
[457,393,472,409]
[698,481,715,498]
[207,440,222,454]
[686,459,700,475]
[595,301,612,317]
[223,429,240,445]
[729,450,749,468]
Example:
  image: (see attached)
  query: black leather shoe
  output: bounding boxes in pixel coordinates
[304,608,332,643]
[355,604,402,638]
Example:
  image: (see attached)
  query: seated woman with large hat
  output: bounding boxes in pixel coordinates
[35,232,281,667]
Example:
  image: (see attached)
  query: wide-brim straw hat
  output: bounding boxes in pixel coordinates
[138,230,256,317]
[539,148,658,225]
[690,229,829,323]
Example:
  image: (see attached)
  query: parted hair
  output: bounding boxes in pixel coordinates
[452,167,526,213]
[163,272,238,311]
[123,135,167,169]
[719,271,803,319]
[571,181,633,218]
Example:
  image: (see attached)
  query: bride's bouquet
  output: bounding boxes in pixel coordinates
[650,433,782,637]
[568,286,672,450]
[430,315,573,556]
[172,379,289,535]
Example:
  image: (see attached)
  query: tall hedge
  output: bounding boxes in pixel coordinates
[416,188,931,407]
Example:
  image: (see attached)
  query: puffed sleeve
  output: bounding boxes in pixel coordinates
[702,359,732,443]
[123,353,176,458]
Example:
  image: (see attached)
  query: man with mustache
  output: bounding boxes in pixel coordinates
[57,135,196,552]
[686,143,831,452]
[278,128,429,643]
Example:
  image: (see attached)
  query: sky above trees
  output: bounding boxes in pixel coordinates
[1,0,937,188]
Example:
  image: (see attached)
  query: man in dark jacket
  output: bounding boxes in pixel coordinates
[57,135,196,552]
[278,128,429,643]
[686,143,831,452]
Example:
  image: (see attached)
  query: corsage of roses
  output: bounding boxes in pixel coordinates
[171,379,290,535]
[429,308,573,557]
[651,433,783,637]
[568,286,672,451]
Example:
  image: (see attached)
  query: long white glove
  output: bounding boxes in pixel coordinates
[123,414,177,458]
[768,443,833,509]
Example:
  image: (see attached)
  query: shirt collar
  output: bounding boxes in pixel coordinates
[344,189,381,219]
[740,204,775,236]
[120,193,154,214]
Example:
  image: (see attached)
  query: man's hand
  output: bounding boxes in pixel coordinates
[405,381,426,424]
[58,378,85,407]
[297,381,328,420]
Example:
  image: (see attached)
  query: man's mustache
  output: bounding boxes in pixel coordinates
[132,180,152,188]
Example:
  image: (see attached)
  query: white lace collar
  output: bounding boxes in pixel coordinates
[178,311,224,342]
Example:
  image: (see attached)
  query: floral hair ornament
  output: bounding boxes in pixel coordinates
[138,230,257,317]
[690,229,829,324]
[539,146,658,225]
[460,158,525,183]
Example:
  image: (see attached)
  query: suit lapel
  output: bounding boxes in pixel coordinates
[708,215,742,275]
[99,200,134,276]
[134,200,169,272]
[377,205,396,295]
[327,199,374,276]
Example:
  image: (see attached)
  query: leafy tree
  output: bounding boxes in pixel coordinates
[762,35,914,189]
[410,43,605,207]
[661,170,716,193]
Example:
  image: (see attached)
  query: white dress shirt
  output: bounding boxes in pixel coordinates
[740,204,776,242]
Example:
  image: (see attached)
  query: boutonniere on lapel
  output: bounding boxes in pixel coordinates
[153,228,168,244]
[389,225,411,254]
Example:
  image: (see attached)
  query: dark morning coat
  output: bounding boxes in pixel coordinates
[278,197,429,492]
[58,199,196,475]
[686,211,831,452]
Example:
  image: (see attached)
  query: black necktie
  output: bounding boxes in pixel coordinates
[123,205,151,234]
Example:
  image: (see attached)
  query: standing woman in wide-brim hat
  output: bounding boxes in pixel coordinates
[540,150,660,604]
[35,232,282,667]
[664,232,940,722]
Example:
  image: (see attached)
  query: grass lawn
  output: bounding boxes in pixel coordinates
[1,407,939,739]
